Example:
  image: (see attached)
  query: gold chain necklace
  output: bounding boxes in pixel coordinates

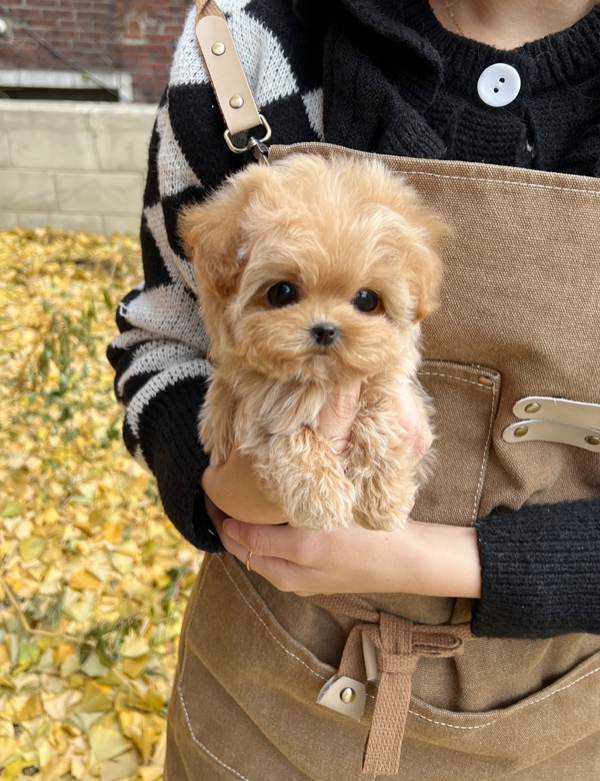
[444,0,465,36]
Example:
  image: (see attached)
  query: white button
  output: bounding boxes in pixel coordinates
[477,63,521,107]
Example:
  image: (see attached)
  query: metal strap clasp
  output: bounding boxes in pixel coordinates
[194,8,271,162]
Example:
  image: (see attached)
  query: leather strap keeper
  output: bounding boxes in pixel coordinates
[194,1,263,137]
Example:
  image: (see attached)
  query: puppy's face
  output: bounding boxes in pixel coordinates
[180,155,447,385]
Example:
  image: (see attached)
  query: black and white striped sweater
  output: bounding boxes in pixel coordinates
[107,0,600,637]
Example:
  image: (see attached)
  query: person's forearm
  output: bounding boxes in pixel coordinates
[400,520,481,599]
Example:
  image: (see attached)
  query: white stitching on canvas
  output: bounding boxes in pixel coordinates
[472,378,497,524]
[178,556,600,766]
[217,556,330,681]
[511,665,600,711]
[408,710,495,730]
[177,558,254,781]
[403,170,600,197]
[418,369,497,523]
[420,371,493,389]
[180,697,254,781]
[408,665,600,730]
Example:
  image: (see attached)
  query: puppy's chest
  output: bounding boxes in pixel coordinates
[231,375,328,438]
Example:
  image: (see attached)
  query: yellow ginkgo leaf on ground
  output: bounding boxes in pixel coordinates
[16,694,44,722]
[0,736,19,766]
[40,757,71,781]
[1,503,24,519]
[68,710,105,733]
[59,654,82,679]
[19,537,46,562]
[89,724,133,762]
[80,651,109,679]
[99,748,139,781]
[102,523,123,545]
[42,689,81,720]
[138,765,164,781]
[17,644,41,670]
[70,569,103,591]
[110,554,134,576]
[1,758,27,781]
[0,229,203,778]
[119,636,149,659]
[79,681,113,714]
[43,507,60,525]
[63,600,94,624]
[122,654,150,679]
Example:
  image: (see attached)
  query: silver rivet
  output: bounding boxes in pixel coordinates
[478,376,493,387]
[585,436,600,447]
[229,94,244,109]
[524,403,541,414]
[340,687,356,704]
[211,42,226,56]
[514,426,529,438]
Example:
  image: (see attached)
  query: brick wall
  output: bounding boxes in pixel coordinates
[0,0,190,103]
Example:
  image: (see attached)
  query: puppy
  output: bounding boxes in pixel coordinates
[179,154,447,532]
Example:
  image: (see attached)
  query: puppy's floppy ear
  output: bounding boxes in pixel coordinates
[406,212,449,323]
[178,164,273,299]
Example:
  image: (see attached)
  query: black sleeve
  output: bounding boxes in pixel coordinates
[106,91,225,552]
[472,499,600,637]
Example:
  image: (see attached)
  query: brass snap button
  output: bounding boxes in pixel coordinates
[211,42,226,56]
[513,426,529,438]
[340,687,356,704]
[524,403,541,414]
[585,435,600,447]
[229,95,244,109]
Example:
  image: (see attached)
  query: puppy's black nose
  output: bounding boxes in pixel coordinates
[311,323,338,346]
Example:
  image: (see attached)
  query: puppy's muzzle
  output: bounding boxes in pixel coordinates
[311,323,338,347]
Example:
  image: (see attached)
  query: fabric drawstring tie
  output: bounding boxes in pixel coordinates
[311,595,473,776]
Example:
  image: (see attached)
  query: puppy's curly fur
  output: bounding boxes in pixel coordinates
[180,154,447,532]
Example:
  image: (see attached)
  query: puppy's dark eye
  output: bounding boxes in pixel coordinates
[353,289,379,313]
[267,282,297,308]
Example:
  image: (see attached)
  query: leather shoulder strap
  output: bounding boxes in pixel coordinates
[194,0,266,140]
[195,0,225,22]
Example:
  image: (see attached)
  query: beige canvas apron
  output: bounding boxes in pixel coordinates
[164,5,600,779]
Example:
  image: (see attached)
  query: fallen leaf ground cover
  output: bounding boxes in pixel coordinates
[0,229,203,781]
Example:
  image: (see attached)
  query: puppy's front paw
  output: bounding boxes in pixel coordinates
[353,467,416,531]
[346,409,417,531]
[263,429,355,532]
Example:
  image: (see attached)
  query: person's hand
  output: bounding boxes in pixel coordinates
[201,381,431,524]
[201,380,481,601]
[216,513,480,598]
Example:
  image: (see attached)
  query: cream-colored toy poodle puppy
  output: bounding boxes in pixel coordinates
[180,153,447,532]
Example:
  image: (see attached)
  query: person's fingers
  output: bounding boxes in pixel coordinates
[219,518,309,592]
[414,402,434,460]
[203,493,228,526]
[394,383,433,463]
[222,519,311,565]
[318,383,361,452]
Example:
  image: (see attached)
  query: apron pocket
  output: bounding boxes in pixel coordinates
[175,554,600,781]
[413,360,501,526]
[405,647,600,778]
[175,553,378,781]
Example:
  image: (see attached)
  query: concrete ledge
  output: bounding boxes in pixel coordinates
[0,70,133,102]
[0,100,156,235]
